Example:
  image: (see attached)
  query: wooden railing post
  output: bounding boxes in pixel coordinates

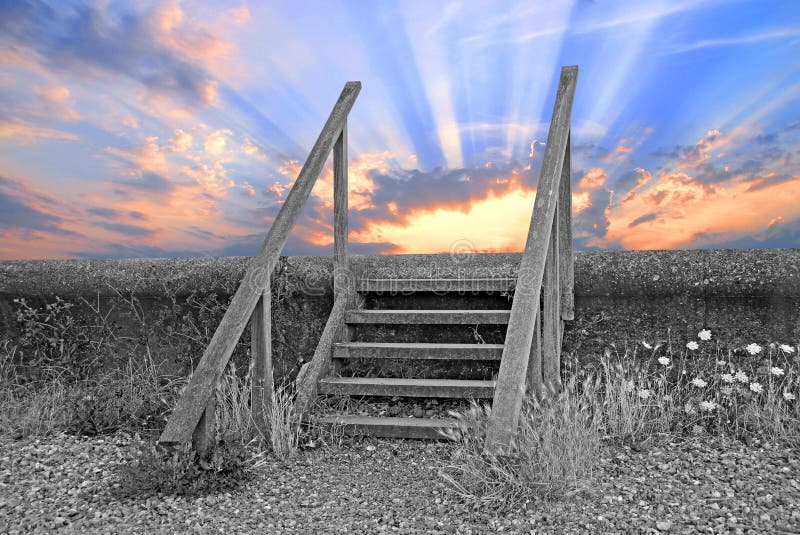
[250,283,272,439]
[559,134,574,322]
[334,122,349,299]
[192,395,216,459]
[485,66,577,453]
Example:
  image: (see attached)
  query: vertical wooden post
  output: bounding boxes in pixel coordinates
[559,134,574,321]
[251,284,273,439]
[332,122,354,377]
[526,301,543,399]
[334,122,349,298]
[192,395,216,458]
[542,206,561,392]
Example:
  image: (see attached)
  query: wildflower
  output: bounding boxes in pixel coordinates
[684,403,696,415]
[770,367,784,376]
[721,386,733,396]
[779,344,795,354]
[784,392,796,401]
[698,329,712,341]
[623,380,635,393]
[658,356,670,366]
[662,394,673,402]
[642,341,652,349]
[686,341,699,350]
[637,389,651,400]
[734,370,749,383]
[691,377,707,388]
[716,360,726,366]
[749,382,763,394]
[721,373,734,383]
[745,343,762,355]
[699,400,717,412]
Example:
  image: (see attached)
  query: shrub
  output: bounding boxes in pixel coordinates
[115,435,252,498]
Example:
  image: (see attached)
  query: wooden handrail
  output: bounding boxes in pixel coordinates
[484,66,577,452]
[159,82,361,446]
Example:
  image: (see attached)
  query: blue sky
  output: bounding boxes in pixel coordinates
[0,0,798,259]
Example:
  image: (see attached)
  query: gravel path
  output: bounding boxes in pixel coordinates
[1,433,798,534]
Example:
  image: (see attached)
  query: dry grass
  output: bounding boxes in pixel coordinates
[439,376,602,510]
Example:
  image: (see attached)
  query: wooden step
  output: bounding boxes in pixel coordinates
[333,342,503,360]
[318,377,496,398]
[316,415,460,439]
[345,309,510,324]
[358,278,515,293]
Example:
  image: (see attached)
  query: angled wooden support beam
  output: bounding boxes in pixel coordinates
[485,66,577,453]
[542,210,561,392]
[159,82,361,446]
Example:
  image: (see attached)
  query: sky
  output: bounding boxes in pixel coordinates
[0,0,799,260]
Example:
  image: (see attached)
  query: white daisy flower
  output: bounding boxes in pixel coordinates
[699,400,717,412]
[698,329,712,341]
[691,377,707,388]
[734,370,749,383]
[749,382,763,394]
[721,386,733,396]
[770,367,784,376]
[721,373,734,383]
[745,343,762,356]
[779,344,795,354]
[658,356,670,366]
[686,341,699,351]
[784,392,796,401]
[637,389,651,400]
[642,341,652,349]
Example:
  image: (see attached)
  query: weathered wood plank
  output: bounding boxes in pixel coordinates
[334,122,350,300]
[526,302,543,399]
[317,415,459,439]
[559,134,574,321]
[333,342,504,360]
[192,395,216,458]
[358,278,516,293]
[159,82,361,446]
[293,293,349,415]
[485,66,577,452]
[345,309,511,324]
[542,208,561,392]
[250,287,272,439]
[318,377,496,398]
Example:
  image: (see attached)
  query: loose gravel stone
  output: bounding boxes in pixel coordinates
[1,433,798,533]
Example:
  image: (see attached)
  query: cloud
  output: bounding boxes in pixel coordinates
[628,212,657,228]
[229,6,251,25]
[105,137,170,175]
[35,85,80,120]
[578,168,607,190]
[666,27,800,55]
[0,1,225,109]
[169,129,194,153]
[0,118,78,144]
[204,129,232,156]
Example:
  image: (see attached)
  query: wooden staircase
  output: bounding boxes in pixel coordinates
[158,66,578,454]
[311,278,512,438]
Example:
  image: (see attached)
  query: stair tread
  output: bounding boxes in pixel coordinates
[317,415,459,427]
[358,278,515,292]
[316,415,461,439]
[336,341,504,349]
[320,377,495,387]
[345,309,510,324]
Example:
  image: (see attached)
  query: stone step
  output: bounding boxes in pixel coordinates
[333,342,504,360]
[318,377,496,398]
[316,415,461,439]
[357,278,515,293]
[345,309,510,324]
